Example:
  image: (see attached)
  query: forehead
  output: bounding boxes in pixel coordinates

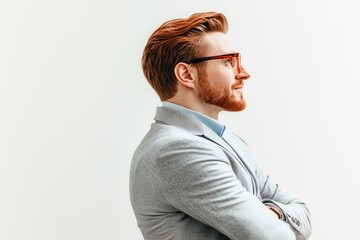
[202,32,234,55]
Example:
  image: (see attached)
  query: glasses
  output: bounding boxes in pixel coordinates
[186,52,241,74]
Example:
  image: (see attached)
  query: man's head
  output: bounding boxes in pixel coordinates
[142,12,250,115]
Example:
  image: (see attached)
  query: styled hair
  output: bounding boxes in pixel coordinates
[142,12,229,101]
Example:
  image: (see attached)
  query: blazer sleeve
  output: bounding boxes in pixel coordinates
[154,136,296,240]
[255,164,312,240]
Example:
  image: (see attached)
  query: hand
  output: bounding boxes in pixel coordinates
[267,206,282,219]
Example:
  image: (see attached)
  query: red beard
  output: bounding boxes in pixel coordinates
[195,71,246,112]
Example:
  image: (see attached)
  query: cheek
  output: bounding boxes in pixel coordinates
[205,64,235,87]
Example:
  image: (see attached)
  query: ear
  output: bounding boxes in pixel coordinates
[174,62,196,89]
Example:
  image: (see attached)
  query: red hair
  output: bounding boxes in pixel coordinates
[142,12,229,101]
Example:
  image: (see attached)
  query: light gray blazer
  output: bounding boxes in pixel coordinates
[130,106,311,240]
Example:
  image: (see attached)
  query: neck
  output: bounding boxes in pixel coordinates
[166,98,222,120]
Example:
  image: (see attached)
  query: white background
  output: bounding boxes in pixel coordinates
[1,0,360,239]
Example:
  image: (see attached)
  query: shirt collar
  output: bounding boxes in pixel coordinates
[162,101,226,137]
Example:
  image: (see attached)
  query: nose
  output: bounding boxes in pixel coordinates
[236,65,250,80]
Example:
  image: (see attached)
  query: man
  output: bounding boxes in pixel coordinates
[130,12,312,240]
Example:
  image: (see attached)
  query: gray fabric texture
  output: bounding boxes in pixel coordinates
[129,106,311,240]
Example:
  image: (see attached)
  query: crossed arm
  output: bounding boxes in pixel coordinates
[256,165,312,240]
[156,138,311,240]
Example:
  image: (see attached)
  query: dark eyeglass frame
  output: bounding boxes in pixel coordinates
[186,52,241,74]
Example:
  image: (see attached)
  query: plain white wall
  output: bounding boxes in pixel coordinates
[1,0,359,239]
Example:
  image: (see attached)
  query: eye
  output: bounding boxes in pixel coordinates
[224,57,234,66]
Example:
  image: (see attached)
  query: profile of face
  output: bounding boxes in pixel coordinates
[194,32,250,112]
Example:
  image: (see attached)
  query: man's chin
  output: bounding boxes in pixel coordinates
[219,101,246,112]
[227,105,246,112]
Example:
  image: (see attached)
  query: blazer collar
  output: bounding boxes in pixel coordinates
[154,106,239,158]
